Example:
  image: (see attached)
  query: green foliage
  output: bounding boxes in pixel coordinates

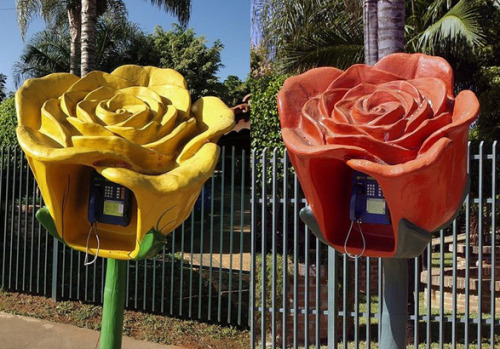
[254,253,292,333]
[0,97,19,147]
[250,74,288,154]
[153,24,223,101]
[253,0,364,73]
[218,75,249,107]
[0,74,6,102]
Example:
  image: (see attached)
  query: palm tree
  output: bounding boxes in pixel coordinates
[81,0,97,76]
[253,0,364,73]
[407,0,485,54]
[376,0,405,58]
[80,0,192,75]
[14,19,156,85]
[363,0,378,64]
[16,0,126,75]
[13,29,71,85]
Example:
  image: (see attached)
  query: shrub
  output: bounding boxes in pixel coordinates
[0,97,18,147]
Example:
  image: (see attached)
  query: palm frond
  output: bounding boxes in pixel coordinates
[148,0,191,28]
[16,0,42,40]
[416,0,486,53]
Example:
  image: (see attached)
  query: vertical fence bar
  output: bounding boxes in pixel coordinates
[61,245,66,298]
[1,147,9,289]
[377,258,382,343]
[282,149,289,349]
[218,147,226,323]
[51,239,58,300]
[30,165,36,293]
[367,257,371,349]
[293,172,299,349]
[22,159,29,291]
[134,260,138,309]
[452,220,458,349]
[478,141,484,349]
[465,141,471,349]
[169,228,176,315]
[208,171,215,320]
[125,260,129,307]
[315,239,321,349]
[342,254,348,349]
[0,148,3,280]
[9,148,17,289]
[152,257,156,312]
[304,226,310,349]
[189,211,194,317]
[198,185,205,320]
[439,229,444,349]
[414,255,420,348]
[491,141,497,348]
[161,246,166,313]
[143,259,148,310]
[426,243,432,349]
[227,146,236,323]
[237,149,246,326]
[261,148,268,348]
[16,148,23,290]
[271,149,277,349]
[250,148,257,349]
[328,247,338,349]
[354,257,359,349]
[179,222,185,316]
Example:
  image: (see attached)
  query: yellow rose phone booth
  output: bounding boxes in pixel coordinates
[16,65,234,348]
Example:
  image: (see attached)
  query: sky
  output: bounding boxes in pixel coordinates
[0,0,250,93]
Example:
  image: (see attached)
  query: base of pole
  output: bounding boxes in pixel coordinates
[380,258,408,349]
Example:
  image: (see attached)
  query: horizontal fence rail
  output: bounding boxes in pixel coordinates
[0,146,251,328]
[251,141,499,348]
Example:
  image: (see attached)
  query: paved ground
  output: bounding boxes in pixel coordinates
[0,312,185,349]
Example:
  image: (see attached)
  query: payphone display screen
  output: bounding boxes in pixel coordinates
[103,200,125,217]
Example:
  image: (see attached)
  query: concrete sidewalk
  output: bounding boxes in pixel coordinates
[0,312,185,349]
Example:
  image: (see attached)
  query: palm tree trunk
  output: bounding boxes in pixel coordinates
[363,0,378,65]
[68,6,81,76]
[377,0,405,59]
[81,0,97,76]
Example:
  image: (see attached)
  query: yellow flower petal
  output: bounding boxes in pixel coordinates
[76,100,105,124]
[67,117,115,137]
[145,118,197,154]
[16,73,79,129]
[105,121,161,145]
[68,71,134,93]
[41,98,75,147]
[149,85,191,120]
[60,90,88,117]
[71,135,175,174]
[111,65,187,89]
[178,97,234,162]
[83,86,117,102]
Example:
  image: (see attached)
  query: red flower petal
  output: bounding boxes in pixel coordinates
[375,53,454,98]
[279,67,343,129]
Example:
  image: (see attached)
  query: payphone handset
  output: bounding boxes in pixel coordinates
[345,171,391,258]
[88,172,132,227]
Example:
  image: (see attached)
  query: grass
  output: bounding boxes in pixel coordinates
[0,288,249,349]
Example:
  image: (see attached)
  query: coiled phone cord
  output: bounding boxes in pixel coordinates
[344,218,366,259]
[84,221,100,266]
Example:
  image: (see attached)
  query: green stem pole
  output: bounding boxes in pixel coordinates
[101,258,127,349]
[380,258,408,349]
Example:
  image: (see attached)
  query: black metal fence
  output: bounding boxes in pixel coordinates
[0,146,251,327]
